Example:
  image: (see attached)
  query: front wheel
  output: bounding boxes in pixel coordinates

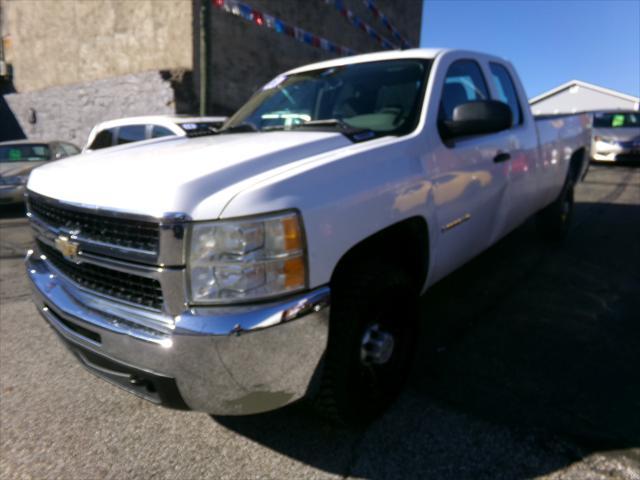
[314,262,419,426]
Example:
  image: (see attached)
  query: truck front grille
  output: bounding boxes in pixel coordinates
[38,240,164,310]
[28,194,160,253]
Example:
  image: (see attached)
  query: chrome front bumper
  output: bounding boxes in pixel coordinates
[26,250,330,415]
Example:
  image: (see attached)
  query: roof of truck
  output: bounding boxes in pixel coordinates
[286,48,448,75]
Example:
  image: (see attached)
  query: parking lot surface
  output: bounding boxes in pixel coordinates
[1,165,639,479]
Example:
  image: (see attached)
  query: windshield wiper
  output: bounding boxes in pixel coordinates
[292,118,354,130]
[220,119,378,142]
[291,119,378,142]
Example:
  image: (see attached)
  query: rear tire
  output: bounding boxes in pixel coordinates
[314,262,419,426]
[536,177,574,241]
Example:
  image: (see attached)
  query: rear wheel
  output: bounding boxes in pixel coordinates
[537,177,574,241]
[314,262,419,425]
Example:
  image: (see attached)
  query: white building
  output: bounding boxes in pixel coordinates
[530,80,640,115]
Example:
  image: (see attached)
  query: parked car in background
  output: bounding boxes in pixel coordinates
[591,111,640,163]
[0,140,80,205]
[83,115,227,152]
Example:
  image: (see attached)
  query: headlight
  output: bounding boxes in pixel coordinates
[594,136,619,146]
[188,211,307,304]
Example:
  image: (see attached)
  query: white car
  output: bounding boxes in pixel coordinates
[26,48,589,424]
[591,111,640,163]
[83,115,227,152]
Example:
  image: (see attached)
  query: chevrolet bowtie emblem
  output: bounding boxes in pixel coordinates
[54,235,80,261]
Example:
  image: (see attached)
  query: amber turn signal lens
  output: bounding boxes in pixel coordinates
[282,216,303,251]
[284,256,305,288]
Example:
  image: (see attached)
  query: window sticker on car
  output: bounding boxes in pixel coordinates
[612,114,625,127]
[9,149,21,161]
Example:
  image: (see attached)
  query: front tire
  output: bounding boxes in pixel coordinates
[314,262,419,426]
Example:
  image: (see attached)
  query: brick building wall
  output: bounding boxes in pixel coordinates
[202,0,423,114]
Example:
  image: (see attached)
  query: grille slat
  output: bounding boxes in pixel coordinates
[38,240,163,310]
[29,195,159,253]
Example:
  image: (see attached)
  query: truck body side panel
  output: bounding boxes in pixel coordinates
[534,113,590,207]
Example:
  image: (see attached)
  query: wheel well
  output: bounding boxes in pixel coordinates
[330,217,429,294]
[569,147,586,183]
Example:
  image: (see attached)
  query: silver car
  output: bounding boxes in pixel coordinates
[591,111,640,164]
[0,140,80,205]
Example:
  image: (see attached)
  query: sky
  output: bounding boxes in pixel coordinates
[419,0,640,100]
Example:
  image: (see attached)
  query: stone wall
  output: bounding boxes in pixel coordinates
[1,0,192,93]
[3,71,178,145]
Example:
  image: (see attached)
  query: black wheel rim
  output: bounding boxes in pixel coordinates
[352,291,416,406]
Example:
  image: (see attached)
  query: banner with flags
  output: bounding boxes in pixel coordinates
[322,0,399,50]
[362,0,413,49]
[212,0,359,56]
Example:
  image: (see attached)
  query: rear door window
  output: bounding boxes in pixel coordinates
[116,125,147,145]
[489,62,522,126]
[151,125,175,138]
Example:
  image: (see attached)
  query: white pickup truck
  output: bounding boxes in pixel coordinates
[25,49,589,424]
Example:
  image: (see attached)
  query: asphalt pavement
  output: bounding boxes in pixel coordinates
[1,165,639,479]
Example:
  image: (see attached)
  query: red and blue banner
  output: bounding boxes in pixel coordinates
[322,0,399,50]
[212,0,358,56]
[362,0,413,49]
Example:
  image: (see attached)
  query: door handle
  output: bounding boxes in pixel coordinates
[493,152,511,163]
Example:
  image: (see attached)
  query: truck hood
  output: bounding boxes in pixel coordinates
[27,131,351,219]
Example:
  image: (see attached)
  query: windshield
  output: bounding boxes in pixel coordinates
[223,59,431,139]
[593,112,640,128]
[0,144,50,163]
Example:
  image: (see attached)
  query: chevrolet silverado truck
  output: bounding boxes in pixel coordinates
[25,49,589,424]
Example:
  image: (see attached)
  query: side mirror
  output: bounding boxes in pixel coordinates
[441,100,512,140]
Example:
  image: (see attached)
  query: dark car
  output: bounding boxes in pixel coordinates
[0,140,81,205]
